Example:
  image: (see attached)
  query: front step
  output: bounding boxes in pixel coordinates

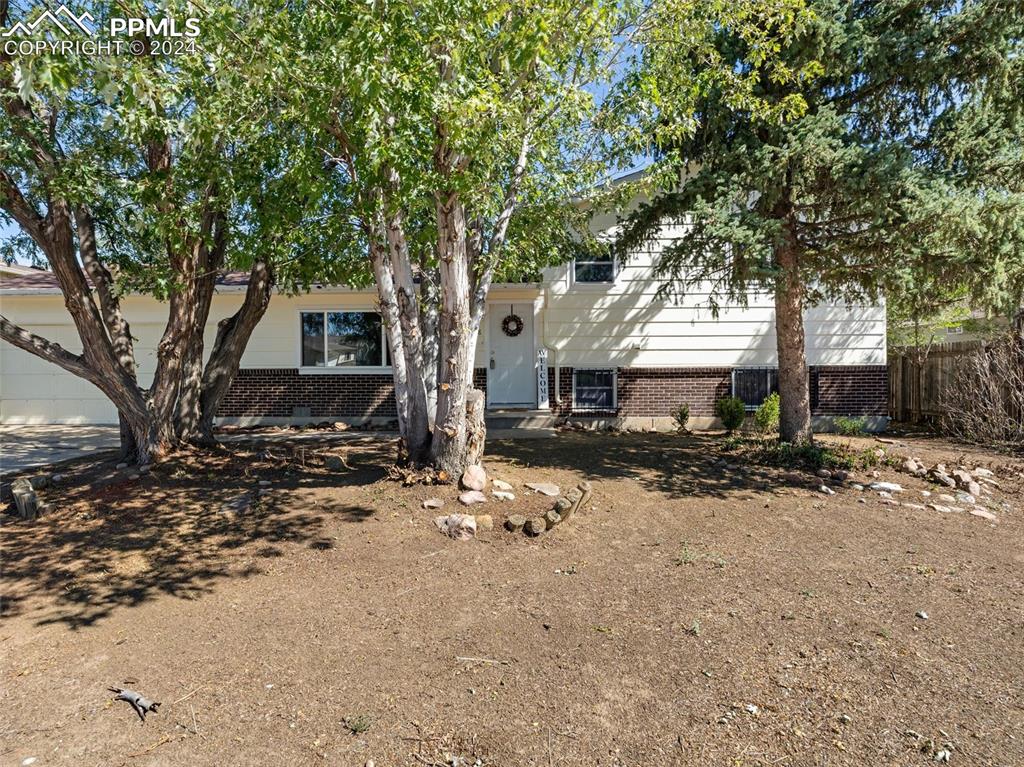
[485,409,557,429]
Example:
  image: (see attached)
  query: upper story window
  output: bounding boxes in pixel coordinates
[573,245,616,284]
[300,311,388,368]
[732,368,779,410]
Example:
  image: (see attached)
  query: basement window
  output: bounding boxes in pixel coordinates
[300,311,388,368]
[732,368,779,411]
[573,369,617,412]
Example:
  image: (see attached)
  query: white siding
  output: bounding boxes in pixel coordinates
[0,225,886,424]
[540,219,885,368]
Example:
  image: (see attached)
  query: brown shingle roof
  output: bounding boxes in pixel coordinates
[0,269,252,293]
[0,269,60,291]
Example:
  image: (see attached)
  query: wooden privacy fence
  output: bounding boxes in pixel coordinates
[888,341,981,422]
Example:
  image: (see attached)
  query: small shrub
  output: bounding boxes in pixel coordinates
[671,403,691,432]
[753,392,780,434]
[715,396,746,433]
[736,438,886,472]
[834,416,867,436]
[343,714,372,735]
[673,543,699,566]
[720,435,743,452]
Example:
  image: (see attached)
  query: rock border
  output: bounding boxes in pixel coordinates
[520,480,591,539]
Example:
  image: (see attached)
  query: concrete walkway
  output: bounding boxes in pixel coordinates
[0,425,121,476]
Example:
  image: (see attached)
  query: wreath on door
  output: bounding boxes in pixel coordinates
[501,313,524,337]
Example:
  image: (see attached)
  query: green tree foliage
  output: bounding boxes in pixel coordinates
[0,1,337,458]
[618,0,1024,443]
[248,0,636,470]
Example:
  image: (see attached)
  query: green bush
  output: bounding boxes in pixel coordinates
[753,392,780,434]
[715,396,746,433]
[737,439,884,472]
[834,416,867,436]
[671,403,690,432]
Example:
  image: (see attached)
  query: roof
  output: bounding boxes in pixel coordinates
[0,268,63,292]
[0,263,47,275]
[0,269,252,295]
[0,269,540,296]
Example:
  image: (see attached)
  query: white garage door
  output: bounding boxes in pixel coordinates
[0,323,165,425]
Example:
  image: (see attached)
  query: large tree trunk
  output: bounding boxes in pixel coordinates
[370,238,419,461]
[430,192,476,476]
[774,232,813,445]
[123,411,175,465]
[418,265,441,427]
[385,210,432,461]
[176,217,226,442]
[194,260,275,443]
[117,413,138,461]
[176,340,207,441]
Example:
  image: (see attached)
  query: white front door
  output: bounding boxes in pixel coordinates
[487,302,535,407]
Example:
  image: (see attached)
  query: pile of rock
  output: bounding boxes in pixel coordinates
[431,466,593,539]
[902,457,927,478]
[912,461,989,499]
[816,467,850,482]
[506,480,592,537]
[451,464,517,506]
[889,459,1000,520]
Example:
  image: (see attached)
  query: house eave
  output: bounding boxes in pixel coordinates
[0,281,545,297]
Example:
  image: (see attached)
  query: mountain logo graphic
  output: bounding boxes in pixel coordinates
[3,5,95,37]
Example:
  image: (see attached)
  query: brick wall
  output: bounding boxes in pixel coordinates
[549,367,574,415]
[219,369,396,419]
[617,367,733,417]
[811,365,888,416]
[217,364,888,420]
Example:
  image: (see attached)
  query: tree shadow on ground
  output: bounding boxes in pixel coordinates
[489,431,810,500]
[0,437,393,630]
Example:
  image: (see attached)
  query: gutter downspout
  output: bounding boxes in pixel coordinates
[540,279,559,410]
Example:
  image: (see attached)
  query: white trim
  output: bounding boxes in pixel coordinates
[298,367,393,376]
[571,367,618,412]
[533,294,549,409]
[569,253,618,288]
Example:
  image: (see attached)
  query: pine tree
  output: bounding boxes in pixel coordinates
[619,0,1024,442]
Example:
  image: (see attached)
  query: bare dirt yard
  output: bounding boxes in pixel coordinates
[2,430,1022,767]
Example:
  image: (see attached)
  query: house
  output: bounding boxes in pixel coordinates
[0,209,888,430]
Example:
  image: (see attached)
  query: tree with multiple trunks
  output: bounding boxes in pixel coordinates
[616,0,1024,443]
[0,3,338,462]
[263,0,628,476]
[269,0,809,476]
